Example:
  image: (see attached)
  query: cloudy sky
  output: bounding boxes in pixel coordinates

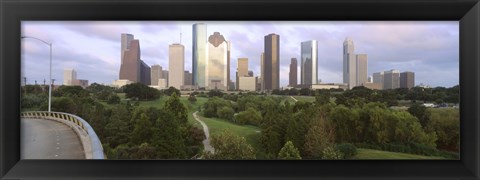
[21,21,459,88]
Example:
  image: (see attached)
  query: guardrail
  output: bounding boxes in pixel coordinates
[21,111,105,159]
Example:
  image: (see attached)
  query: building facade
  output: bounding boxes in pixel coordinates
[140,60,151,85]
[192,23,207,88]
[150,65,162,85]
[301,40,318,85]
[169,43,185,89]
[356,54,368,86]
[184,71,193,85]
[121,33,134,64]
[238,76,257,91]
[400,71,415,89]
[260,52,264,91]
[63,68,77,85]
[289,58,297,87]
[264,33,280,90]
[383,69,400,89]
[236,58,249,90]
[206,32,228,91]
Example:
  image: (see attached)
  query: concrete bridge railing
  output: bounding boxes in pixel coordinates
[21,111,105,159]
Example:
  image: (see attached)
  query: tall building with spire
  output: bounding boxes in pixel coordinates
[264,33,280,90]
[343,37,356,89]
[192,23,207,88]
[301,40,318,85]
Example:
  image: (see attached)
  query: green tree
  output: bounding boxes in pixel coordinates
[164,92,188,125]
[107,93,121,104]
[104,105,132,148]
[204,130,256,159]
[188,95,197,103]
[304,114,335,159]
[278,141,302,160]
[217,106,235,121]
[123,83,160,100]
[163,87,180,96]
[131,113,153,145]
[235,107,262,125]
[152,111,187,159]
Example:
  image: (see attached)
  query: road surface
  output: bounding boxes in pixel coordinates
[193,111,214,154]
[21,118,85,159]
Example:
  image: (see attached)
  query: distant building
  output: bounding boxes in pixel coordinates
[236,58,249,90]
[151,65,163,85]
[112,79,134,88]
[71,79,88,88]
[206,32,229,91]
[169,43,185,89]
[343,37,356,89]
[162,70,169,87]
[260,52,265,91]
[63,68,77,85]
[264,33,280,90]
[372,71,384,89]
[119,34,151,85]
[248,71,254,77]
[400,71,415,89]
[158,79,167,89]
[356,54,368,86]
[184,71,193,85]
[289,58,297,87]
[192,23,207,88]
[383,69,400,89]
[295,83,348,90]
[368,76,373,83]
[301,40,318,85]
[238,76,257,91]
[361,82,382,90]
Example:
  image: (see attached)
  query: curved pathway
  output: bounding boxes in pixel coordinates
[290,96,299,102]
[21,118,85,159]
[193,111,214,154]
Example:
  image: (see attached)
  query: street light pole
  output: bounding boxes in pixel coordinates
[21,36,52,112]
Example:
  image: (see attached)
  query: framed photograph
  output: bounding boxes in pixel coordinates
[1,0,479,179]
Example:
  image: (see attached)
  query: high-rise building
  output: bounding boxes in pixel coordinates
[169,43,185,89]
[227,41,231,90]
[289,58,297,87]
[238,76,257,91]
[264,33,280,90]
[236,58,249,90]
[373,72,384,84]
[301,40,318,85]
[162,70,169,87]
[356,54,368,86]
[343,37,356,89]
[206,32,229,91]
[400,71,415,89]
[184,71,193,85]
[192,23,207,88]
[140,60,151,85]
[63,68,77,85]
[260,52,265,91]
[384,69,400,89]
[121,33,134,64]
[151,65,163,85]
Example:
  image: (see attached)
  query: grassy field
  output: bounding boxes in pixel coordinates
[354,148,445,159]
[292,95,316,102]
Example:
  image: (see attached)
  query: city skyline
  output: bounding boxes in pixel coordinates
[21,21,459,88]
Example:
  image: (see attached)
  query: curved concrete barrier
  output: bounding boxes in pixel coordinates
[21,111,105,159]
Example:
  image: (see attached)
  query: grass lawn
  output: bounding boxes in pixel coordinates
[354,148,445,159]
[292,96,316,102]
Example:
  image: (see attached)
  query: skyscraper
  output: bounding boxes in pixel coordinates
[169,43,185,89]
[301,40,318,85]
[260,52,264,91]
[264,33,280,90]
[206,32,229,91]
[373,71,384,84]
[236,58,249,90]
[289,58,297,87]
[119,39,142,83]
[227,41,231,90]
[343,37,356,89]
[192,23,207,88]
[140,60,151,85]
[356,54,368,86]
[384,69,400,89]
[63,68,77,85]
[150,65,163,85]
[400,71,415,89]
[162,70,169,87]
[121,33,134,64]
[184,71,193,85]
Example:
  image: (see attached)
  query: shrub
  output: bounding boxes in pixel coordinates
[217,106,235,121]
[335,143,357,159]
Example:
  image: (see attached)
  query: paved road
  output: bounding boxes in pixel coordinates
[193,111,214,154]
[21,118,85,159]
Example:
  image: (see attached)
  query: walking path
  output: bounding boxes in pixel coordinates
[193,111,214,154]
[290,96,298,102]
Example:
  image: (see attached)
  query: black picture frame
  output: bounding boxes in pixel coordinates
[1,0,479,179]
